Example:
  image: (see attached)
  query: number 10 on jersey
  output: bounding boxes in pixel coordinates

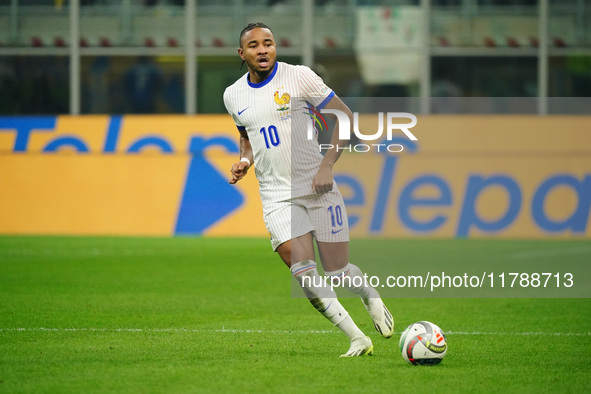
[260,125,280,149]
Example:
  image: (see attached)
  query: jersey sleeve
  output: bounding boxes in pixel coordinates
[223,87,246,132]
[298,66,335,110]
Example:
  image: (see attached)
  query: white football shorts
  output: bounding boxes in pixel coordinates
[263,189,350,251]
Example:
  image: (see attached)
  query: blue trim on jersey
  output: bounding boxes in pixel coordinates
[236,125,246,131]
[247,62,279,88]
[316,90,335,111]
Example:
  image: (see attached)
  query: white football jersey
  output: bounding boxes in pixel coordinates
[223,61,335,204]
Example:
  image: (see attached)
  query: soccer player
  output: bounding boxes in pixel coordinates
[224,22,394,357]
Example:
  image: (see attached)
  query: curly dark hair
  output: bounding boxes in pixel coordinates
[239,22,273,48]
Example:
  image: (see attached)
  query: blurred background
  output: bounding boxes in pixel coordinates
[0,0,590,116]
[1,0,590,238]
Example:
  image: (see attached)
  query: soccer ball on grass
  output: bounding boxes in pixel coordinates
[399,321,447,365]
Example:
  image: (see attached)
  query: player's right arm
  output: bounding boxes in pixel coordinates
[229,128,253,184]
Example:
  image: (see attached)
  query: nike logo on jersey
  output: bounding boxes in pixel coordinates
[331,228,343,234]
[238,107,249,115]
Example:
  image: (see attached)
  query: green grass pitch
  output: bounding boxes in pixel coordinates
[1,236,590,393]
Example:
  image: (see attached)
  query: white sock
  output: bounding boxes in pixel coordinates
[325,262,380,299]
[291,260,365,341]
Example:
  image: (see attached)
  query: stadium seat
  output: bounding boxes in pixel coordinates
[99,37,111,47]
[553,37,567,47]
[54,37,67,47]
[484,37,497,47]
[31,37,44,47]
[167,37,178,47]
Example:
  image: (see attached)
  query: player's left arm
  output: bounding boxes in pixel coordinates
[312,94,352,194]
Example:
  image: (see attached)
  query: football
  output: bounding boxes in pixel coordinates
[399,321,447,365]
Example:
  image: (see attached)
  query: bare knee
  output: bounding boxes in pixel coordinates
[276,233,316,268]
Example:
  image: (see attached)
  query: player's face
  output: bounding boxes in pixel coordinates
[239,28,277,76]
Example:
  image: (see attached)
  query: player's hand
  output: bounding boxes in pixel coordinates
[312,165,334,194]
[229,160,250,184]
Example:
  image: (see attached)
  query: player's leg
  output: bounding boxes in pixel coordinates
[279,235,372,357]
[269,203,372,357]
[275,232,314,269]
[311,190,395,339]
[317,241,394,339]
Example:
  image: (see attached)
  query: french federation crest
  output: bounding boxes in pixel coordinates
[274,90,291,120]
[274,90,290,112]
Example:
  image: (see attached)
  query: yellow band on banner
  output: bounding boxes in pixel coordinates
[0,115,590,238]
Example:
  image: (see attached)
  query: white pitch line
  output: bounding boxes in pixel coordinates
[446,331,591,336]
[0,328,589,336]
[0,327,339,334]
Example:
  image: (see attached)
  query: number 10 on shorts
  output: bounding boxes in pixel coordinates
[328,205,343,228]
